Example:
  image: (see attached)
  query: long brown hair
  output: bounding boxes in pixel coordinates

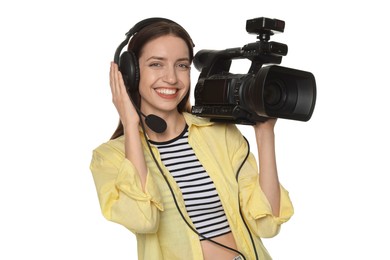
[111,20,195,139]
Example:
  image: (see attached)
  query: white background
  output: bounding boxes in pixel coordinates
[1,0,389,259]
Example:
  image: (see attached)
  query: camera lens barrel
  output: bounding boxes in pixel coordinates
[247,65,316,121]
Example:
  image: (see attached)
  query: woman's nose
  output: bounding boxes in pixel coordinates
[163,66,178,84]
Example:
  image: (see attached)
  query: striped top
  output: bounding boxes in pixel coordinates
[150,125,231,240]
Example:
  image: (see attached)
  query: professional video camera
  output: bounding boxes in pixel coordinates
[191,17,316,124]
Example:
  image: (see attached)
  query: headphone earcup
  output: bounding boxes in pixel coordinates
[118,51,140,93]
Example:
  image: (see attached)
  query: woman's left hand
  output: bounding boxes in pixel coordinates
[254,118,277,133]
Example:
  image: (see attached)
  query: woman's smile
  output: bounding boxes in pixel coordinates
[155,87,179,99]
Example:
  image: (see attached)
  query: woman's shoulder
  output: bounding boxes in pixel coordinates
[93,135,125,158]
[182,112,212,127]
[183,112,242,137]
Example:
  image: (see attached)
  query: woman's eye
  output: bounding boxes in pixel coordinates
[178,63,190,70]
[149,63,162,67]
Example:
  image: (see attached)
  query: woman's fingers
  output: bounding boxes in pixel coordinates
[109,62,118,95]
[111,62,128,97]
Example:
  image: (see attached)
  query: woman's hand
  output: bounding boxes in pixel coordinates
[109,62,139,128]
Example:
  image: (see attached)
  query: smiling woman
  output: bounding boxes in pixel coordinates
[90,17,293,260]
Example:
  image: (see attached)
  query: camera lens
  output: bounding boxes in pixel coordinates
[263,79,286,109]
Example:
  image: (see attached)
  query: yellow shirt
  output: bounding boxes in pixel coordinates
[90,112,294,260]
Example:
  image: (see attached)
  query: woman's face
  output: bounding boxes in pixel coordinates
[138,35,191,116]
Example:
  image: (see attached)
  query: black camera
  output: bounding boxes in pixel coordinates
[191,17,316,124]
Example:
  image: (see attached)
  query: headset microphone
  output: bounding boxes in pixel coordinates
[139,111,167,134]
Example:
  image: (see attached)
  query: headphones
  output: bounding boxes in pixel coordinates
[113,17,183,93]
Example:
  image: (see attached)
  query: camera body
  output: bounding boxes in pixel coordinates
[191,17,316,124]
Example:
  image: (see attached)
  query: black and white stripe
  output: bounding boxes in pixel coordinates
[150,126,231,240]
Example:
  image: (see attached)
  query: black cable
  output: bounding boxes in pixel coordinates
[138,116,247,259]
[236,136,259,260]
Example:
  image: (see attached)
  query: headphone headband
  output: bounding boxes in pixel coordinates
[114,17,179,64]
[126,17,178,37]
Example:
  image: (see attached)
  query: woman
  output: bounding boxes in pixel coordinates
[90,18,294,260]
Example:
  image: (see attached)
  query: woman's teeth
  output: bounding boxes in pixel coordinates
[156,88,176,95]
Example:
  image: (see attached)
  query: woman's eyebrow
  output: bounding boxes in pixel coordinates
[146,56,190,62]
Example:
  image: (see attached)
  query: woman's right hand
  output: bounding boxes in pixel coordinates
[109,62,139,128]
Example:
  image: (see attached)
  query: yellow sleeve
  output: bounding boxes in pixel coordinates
[225,124,294,238]
[90,143,164,234]
[238,152,294,238]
